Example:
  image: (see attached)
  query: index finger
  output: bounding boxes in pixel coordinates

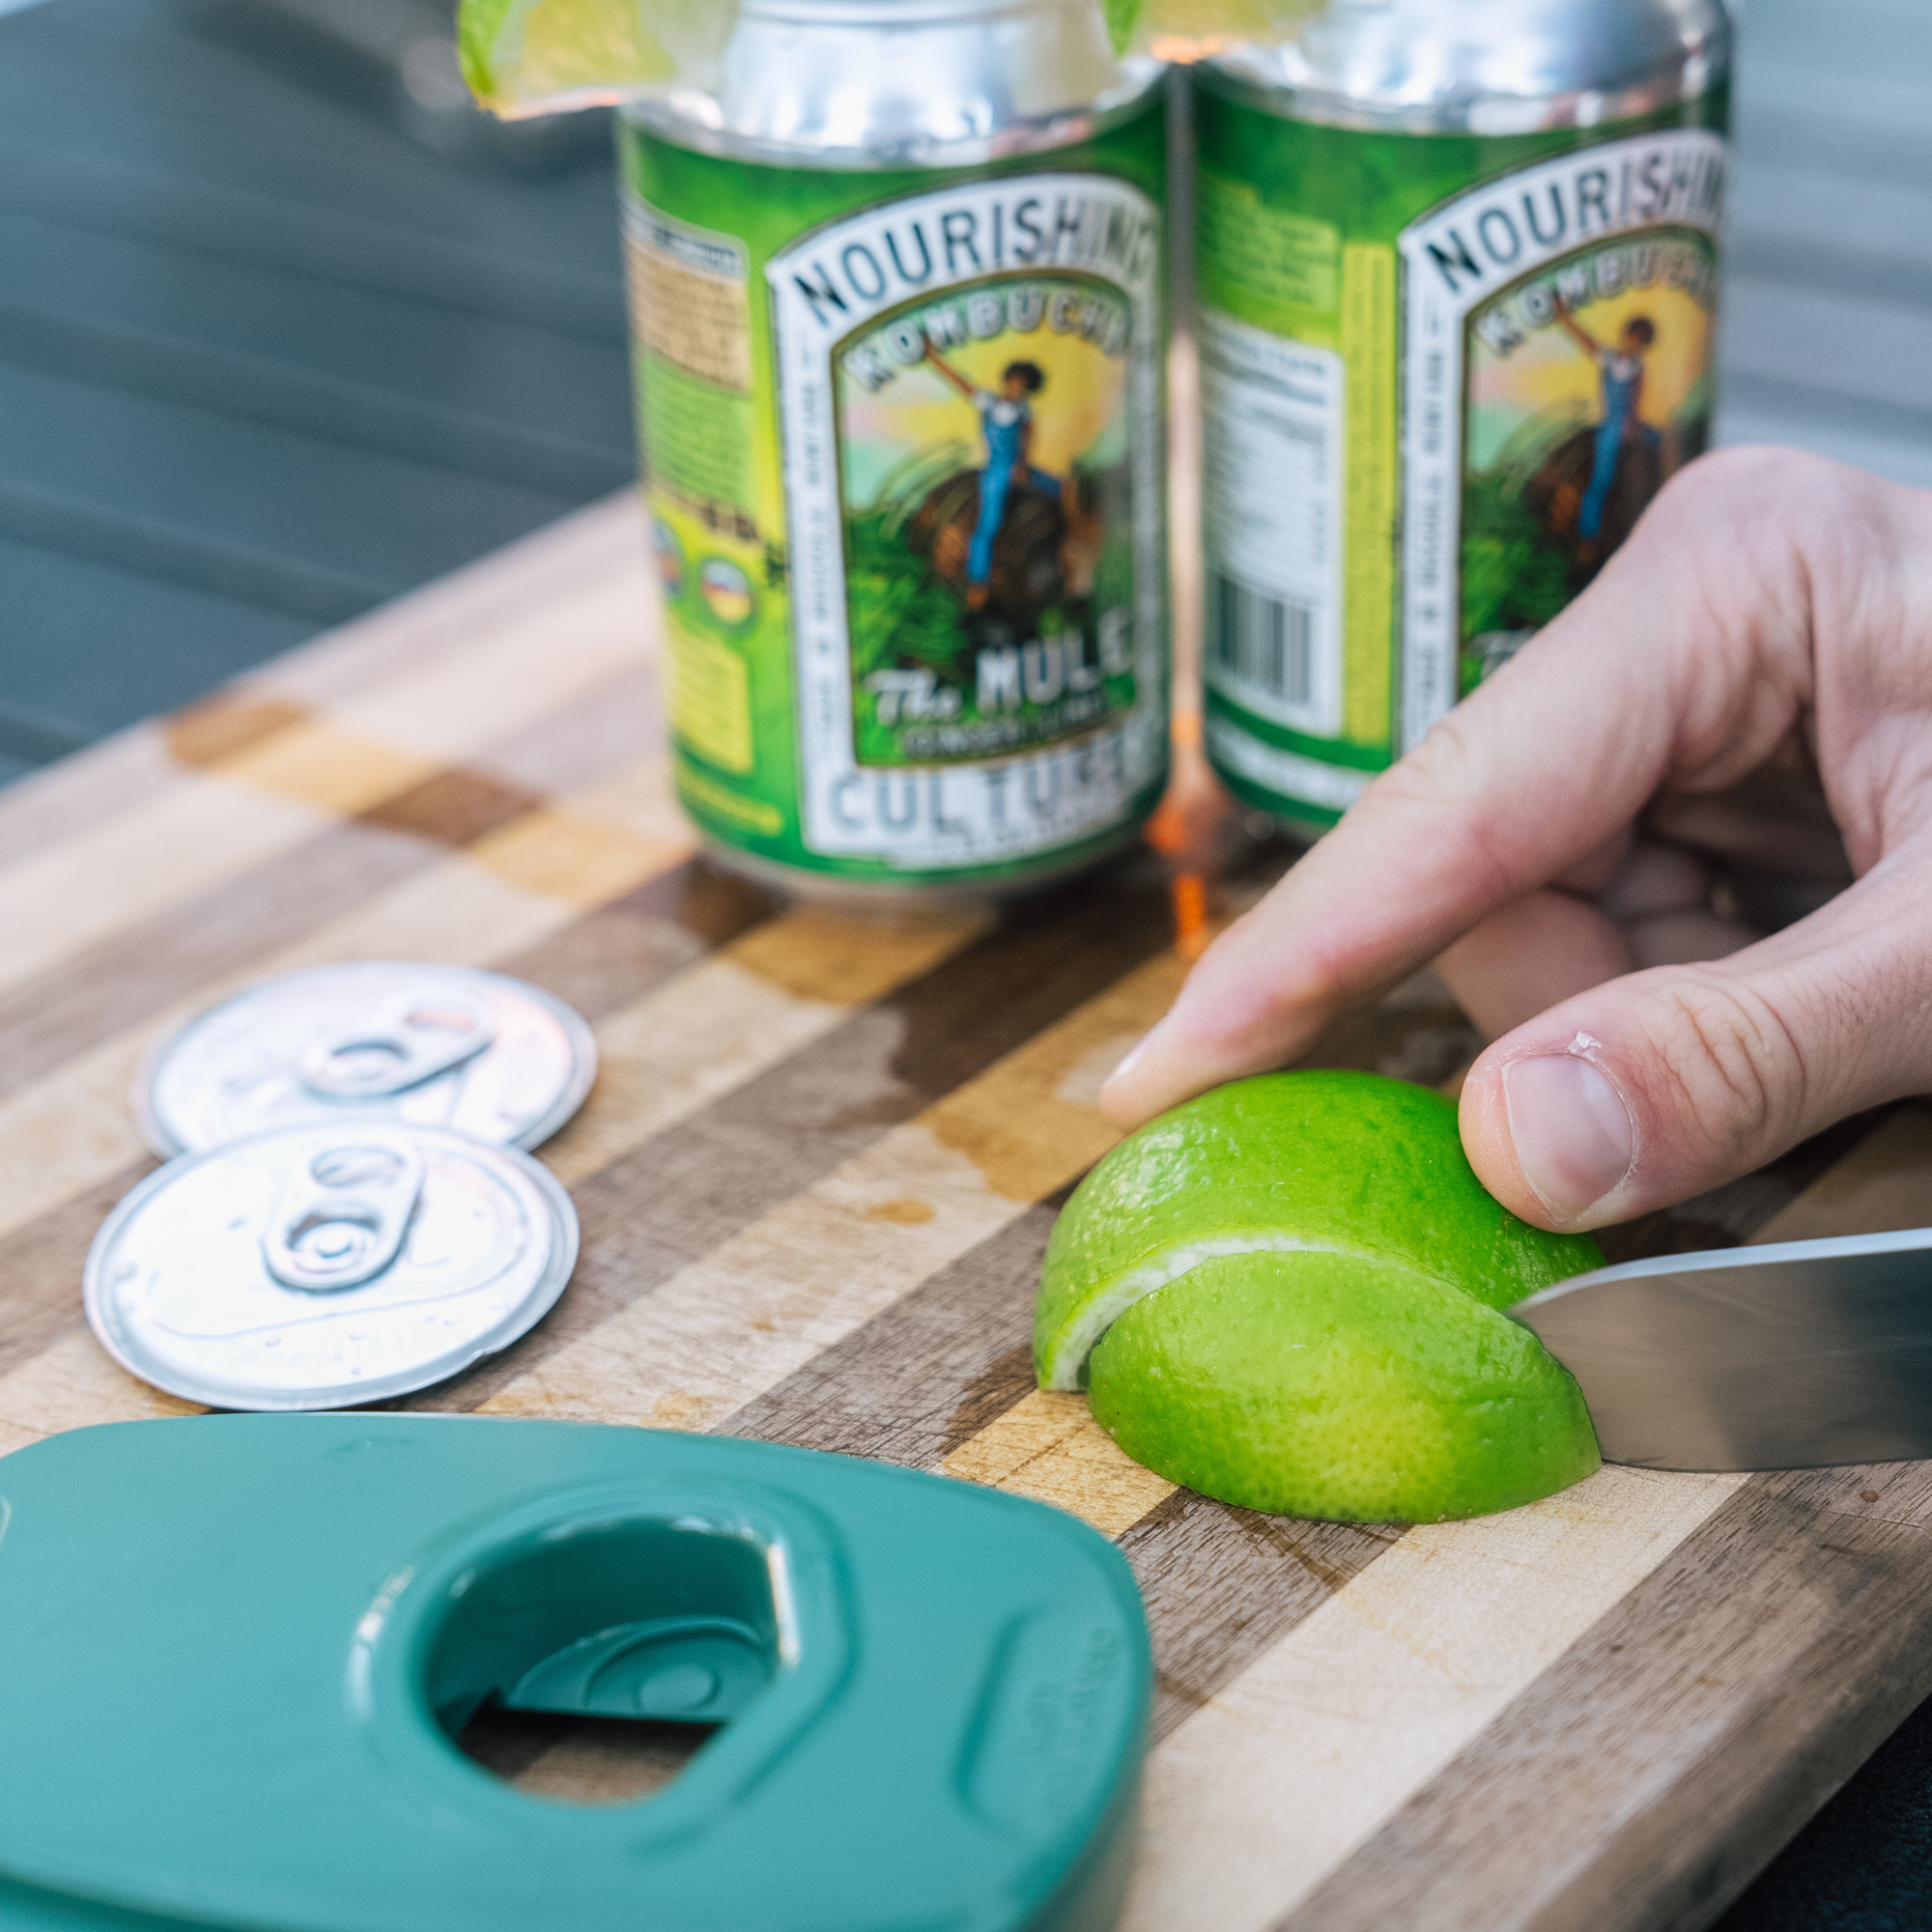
[1100,449,1819,1129]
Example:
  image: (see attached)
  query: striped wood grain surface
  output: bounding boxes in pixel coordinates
[1,494,1930,1931]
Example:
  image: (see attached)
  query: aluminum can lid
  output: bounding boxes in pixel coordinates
[132,963,597,1157]
[1198,0,1729,134]
[85,1122,579,1410]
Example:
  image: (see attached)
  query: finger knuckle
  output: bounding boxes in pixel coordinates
[1652,446,1890,593]
[1646,971,1807,1158]
[1374,709,1483,810]
[1363,716,1520,900]
[1662,445,1833,526]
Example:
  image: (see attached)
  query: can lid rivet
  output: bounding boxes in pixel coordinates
[264,1132,424,1293]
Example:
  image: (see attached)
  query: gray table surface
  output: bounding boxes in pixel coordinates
[0,0,1928,1924]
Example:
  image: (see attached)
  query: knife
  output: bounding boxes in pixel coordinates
[1508,1227,1932,1472]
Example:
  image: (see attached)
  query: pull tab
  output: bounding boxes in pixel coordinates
[298,997,496,1100]
[262,1134,425,1293]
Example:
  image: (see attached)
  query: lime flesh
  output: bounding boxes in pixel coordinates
[1037,1070,1605,1522]
[1088,1249,1601,1521]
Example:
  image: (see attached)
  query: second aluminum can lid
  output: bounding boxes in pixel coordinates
[131,962,597,1156]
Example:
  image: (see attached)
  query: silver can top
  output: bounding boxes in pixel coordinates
[1199,0,1731,134]
[132,963,597,1157]
[85,1122,579,1411]
[631,0,1161,166]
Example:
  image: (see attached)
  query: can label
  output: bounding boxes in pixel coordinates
[623,99,1168,886]
[1193,86,1727,822]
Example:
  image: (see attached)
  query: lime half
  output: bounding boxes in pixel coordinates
[1037,1070,1605,1521]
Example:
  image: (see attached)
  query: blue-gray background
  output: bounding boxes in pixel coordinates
[0,0,634,782]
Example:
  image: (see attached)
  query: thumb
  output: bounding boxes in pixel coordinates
[1458,849,1932,1230]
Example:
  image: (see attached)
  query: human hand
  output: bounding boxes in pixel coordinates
[1102,448,1932,1232]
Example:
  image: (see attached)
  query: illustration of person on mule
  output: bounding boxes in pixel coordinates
[923,343,1065,611]
[1554,297,1660,565]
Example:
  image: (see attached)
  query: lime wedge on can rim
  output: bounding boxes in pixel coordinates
[459,0,736,117]
[1036,1070,1605,1522]
[1128,0,1314,59]
[459,0,1164,118]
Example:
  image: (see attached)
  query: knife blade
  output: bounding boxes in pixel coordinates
[1507,1226,1932,1471]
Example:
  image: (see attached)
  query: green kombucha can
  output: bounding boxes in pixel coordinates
[1191,0,1730,832]
[621,0,1171,899]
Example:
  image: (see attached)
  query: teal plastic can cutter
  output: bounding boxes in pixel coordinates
[0,1417,1151,1931]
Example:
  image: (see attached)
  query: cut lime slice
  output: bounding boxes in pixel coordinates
[1035,1070,1600,1390]
[1035,1071,1605,1521]
[1088,1247,1602,1522]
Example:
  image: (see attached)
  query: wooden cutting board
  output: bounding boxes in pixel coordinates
[0,494,1927,1932]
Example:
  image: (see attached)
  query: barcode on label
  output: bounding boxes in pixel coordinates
[1208,572,1314,707]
